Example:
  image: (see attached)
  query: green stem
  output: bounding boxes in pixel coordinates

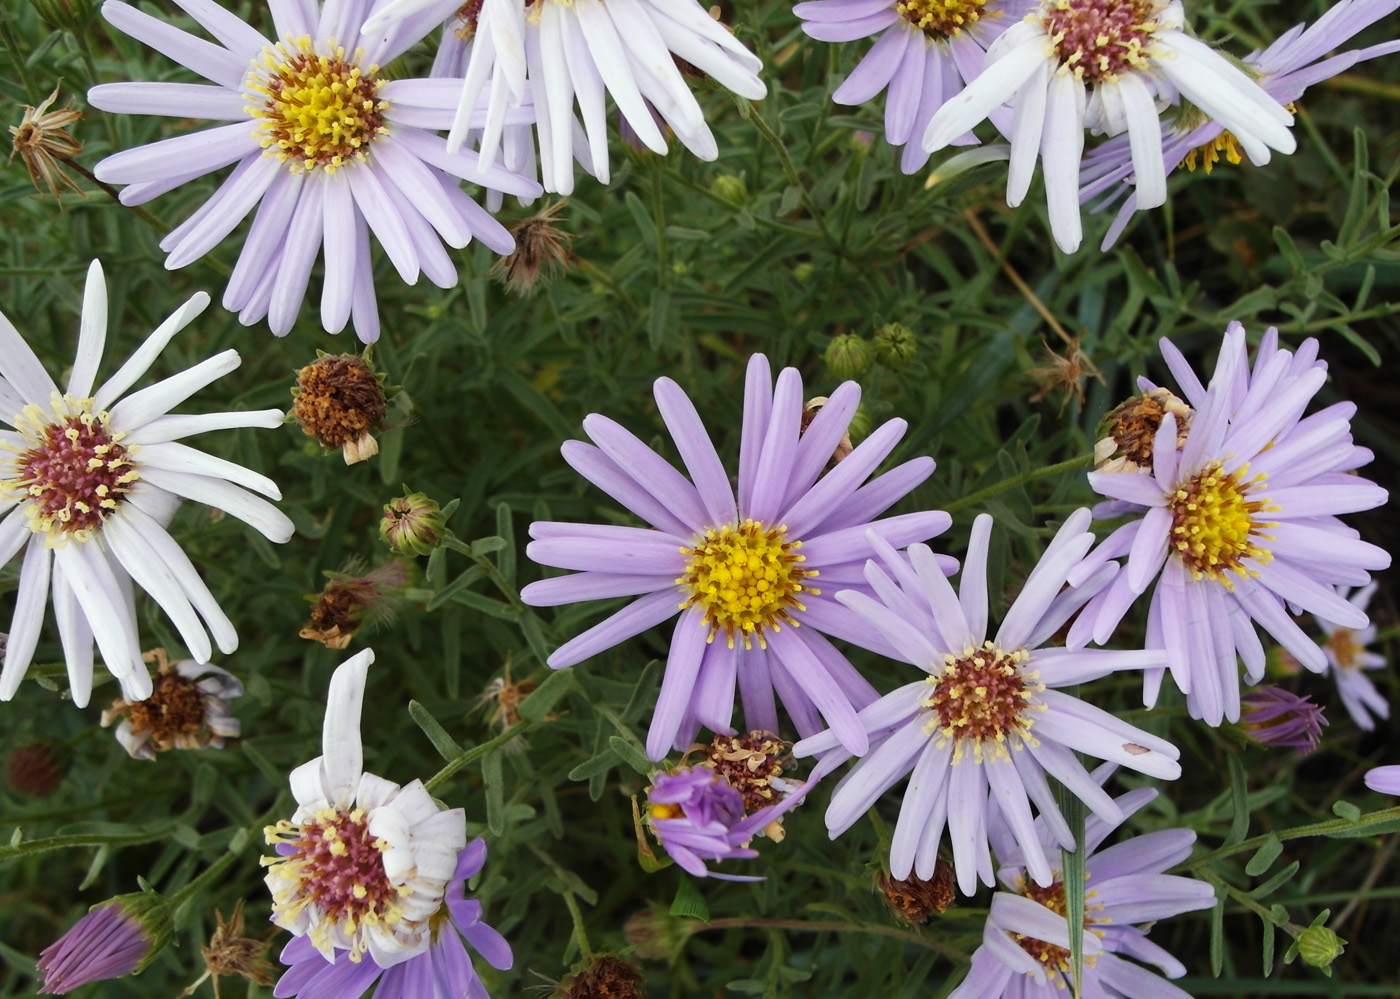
[943,454,1094,515]
[424,720,531,794]
[1195,867,1299,936]
[59,156,172,235]
[168,843,243,910]
[441,533,526,611]
[729,94,841,252]
[651,163,670,287]
[0,825,180,862]
[561,889,595,961]
[1182,807,1400,871]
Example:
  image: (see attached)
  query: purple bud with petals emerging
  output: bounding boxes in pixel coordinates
[1240,687,1326,753]
[38,892,171,994]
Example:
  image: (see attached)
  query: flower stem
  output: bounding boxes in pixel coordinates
[424,720,532,794]
[942,454,1095,515]
[561,889,595,961]
[1182,806,1400,871]
[441,533,526,611]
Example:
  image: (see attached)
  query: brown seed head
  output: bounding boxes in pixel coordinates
[9,86,85,203]
[1094,387,1192,473]
[492,200,573,296]
[6,741,67,797]
[291,354,386,464]
[700,731,789,812]
[101,649,242,758]
[177,900,276,998]
[877,860,956,923]
[557,954,646,999]
[1029,336,1104,413]
[299,561,411,649]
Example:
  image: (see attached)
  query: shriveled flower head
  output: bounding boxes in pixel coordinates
[273,837,513,999]
[6,740,68,797]
[1,260,293,708]
[924,0,1297,252]
[522,354,950,760]
[491,200,574,296]
[1240,687,1326,753]
[1315,583,1389,731]
[1092,386,1191,475]
[795,511,1180,895]
[949,772,1214,998]
[1074,325,1390,725]
[179,901,275,998]
[101,648,243,760]
[299,560,411,649]
[263,649,468,966]
[363,0,765,194]
[38,891,173,994]
[88,0,541,341]
[291,353,386,464]
[701,731,790,813]
[9,85,85,202]
[1082,0,1400,249]
[558,954,646,999]
[877,861,956,923]
[794,0,1032,173]
[645,766,800,880]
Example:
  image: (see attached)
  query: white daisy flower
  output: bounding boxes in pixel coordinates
[88,0,543,342]
[263,649,468,966]
[1,260,293,708]
[363,0,767,194]
[922,0,1296,252]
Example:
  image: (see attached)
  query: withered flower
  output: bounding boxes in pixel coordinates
[700,731,790,813]
[800,397,854,466]
[558,954,646,999]
[299,560,411,649]
[9,85,85,202]
[290,353,387,464]
[1093,386,1192,474]
[1029,336,1104,413]
[876,861,956,924]
[101,649,243,760]
[177,901,275,999]
[491,200,573,296]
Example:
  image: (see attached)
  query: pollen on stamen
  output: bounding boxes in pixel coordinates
[1041,0,1162,84]
[1168,461,1278,587]
[676,519,819,650]
[894,0,988,38]
[921,643,1042,763]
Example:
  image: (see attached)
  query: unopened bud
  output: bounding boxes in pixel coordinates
[872,323,918,370]
[1296,924,1346,969]
[824,334,871,380]
[381,490,445,557]
[710,173,748,206]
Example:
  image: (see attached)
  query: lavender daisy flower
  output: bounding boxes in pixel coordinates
[923,0,1296,252]
[794,511,1179,895]
[38,898,158,994]
[1316,583,1389,731]
[646,766,801,880]
[1081,0,1400,249]
[794,0,1032,174]
[521,354,950,760]
[1073,325,1390,725]
[88,0,542,342]
[363,0,765,195]
[1239,687,1326,753]
[1,260,293,709]
[950,771,1214,999]
[263,649,468,966]
[1365,766,1400,795]
[273,838,513,999]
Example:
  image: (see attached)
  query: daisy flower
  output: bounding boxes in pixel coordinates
[263,649,468,966]
[88,0,542,342]
[1,260,292,709]
[362,0,766,194]
[521,354,950,760]
[950,771,1215,999]
[273,838,513,999]
[794,0,1032,174]
[1316,583,1389,731]
[794,511,1179,895]
[922,0,1296,252]
[645,765,801,880]
[1073,325,1390,725]
[1081,0,1400,249]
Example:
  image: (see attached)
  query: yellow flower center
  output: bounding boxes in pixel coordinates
[2,394,138,544]
[677,520,818,649]
[895,0,986,38]
[262,807,408,962]
[1042,0,1160,84]
[922,643,1043,763]
[1327,628,1362,671]
[1168,462,1276,586]
[648,802,684,820]
[1013,878,1105,982]
[246,37,388,174]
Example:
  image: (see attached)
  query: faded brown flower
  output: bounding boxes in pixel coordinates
[492,200,573,296]
[101,649,243,760]
[290,353,386,464]
[558,954,646,999]
[1093,386,1193,474]
[9,86,85,203]
[799,397,854,466]
[877,861,956,924]
[1029,336,1103,413]
[700,731,789,813]
[299,560,411,649]
[178,901,275,998]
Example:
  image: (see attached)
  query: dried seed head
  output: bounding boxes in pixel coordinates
[177,900,275,998]
[101,649,244,760]
[557,954,647,999]
[9,85,85,203]
[877,861,957,923]
[299,560,411,649]
[290,353,386,464]
[700,731,790,813]
[1093,387,1192,473]
[492,200,573,296]
[6,741,67,797]
[1029,336,1104,413]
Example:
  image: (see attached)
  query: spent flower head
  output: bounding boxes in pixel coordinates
[491,200,574,297]
[299,561,412,650]
[101,649,243,760]
[291,353,387,464]
[9,85,85,202]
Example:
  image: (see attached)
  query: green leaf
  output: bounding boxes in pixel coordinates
[670,876,711,922]
[1332,800,1361,823]
[567,750,620,782]
[483,750,505,837]
[1210,894,1225,977]
[520,668,574,722]
[1247,861,1300,900]
[1244,833,1283,877]
[426,564,486,612]
[495,503,516,587]
[625,191,658,251]
[608,735,655,776]
[469,535,507,555]
[409,700,463,761]
[1225,754,1249,846]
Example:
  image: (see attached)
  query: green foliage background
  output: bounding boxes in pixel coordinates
[1,0,1398,995]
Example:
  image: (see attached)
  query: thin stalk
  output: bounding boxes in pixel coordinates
[943,454,1094,515]
[424,720,531,794]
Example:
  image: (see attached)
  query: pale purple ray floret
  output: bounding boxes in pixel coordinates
[1072,324,1391,726]
[522,354,951,761]
[1314,583,1390,731]
[793,0,1032,173]
[794,512,1179,895]
[88,0,542,342]
[646,766,802,880]
[1081,0,1400,249]
[950,768,1215,999]
[1366,766,1400,796]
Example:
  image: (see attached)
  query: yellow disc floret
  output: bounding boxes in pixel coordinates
[1012,877,1105,982]
[922,643,1043,763]
[677,520,818,649]
[1168,461,1276,586]
[246,37,388,174]
[895,0,987,38]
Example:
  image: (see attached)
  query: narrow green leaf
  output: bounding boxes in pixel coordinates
[519,612,553,666]
[625,191,658,250]
[671,876,711,922]
[1339,128,1370,246]
[521,669,574,722]
[470,535,507,555]
[1247,860,1300,899]
[495,504,516,587]
[1260,913,1275,975]
[648,287,671,351]
[426,564,487,612]
[1332,799,1361,823]
[1271,226,1305,274]
[1225,754,1249,846]
[426,544,448,589]
[1244,833,1283,877]
[483,750,505,837]
[448,588,519,619]
[1210,895,1225,976]
[567,750,620,782]
[409,700,463,761]
[608,735,655,776]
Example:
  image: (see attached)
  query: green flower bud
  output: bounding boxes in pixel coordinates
[792,263,814,283]
[872,322,918,370]
[1296,924,1346,969]
[847,404,872,444]
[824,334,871,380]
[32,0,97,32]
[381,490,446,557]
[710,173,748,206]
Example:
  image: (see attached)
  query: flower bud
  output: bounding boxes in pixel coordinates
[824,334,871,380]
[1239,687,1326,754]
[38,891,172,993]
[710,173,748,206]
[381,490,446,557]
[1296,924,1346,969]
[872,323,918,370]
